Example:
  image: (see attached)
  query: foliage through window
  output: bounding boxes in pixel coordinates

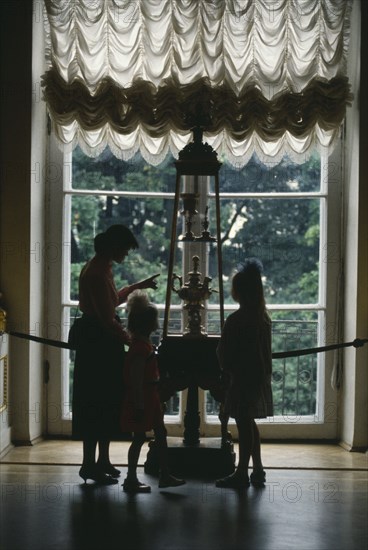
[66,147,325,421]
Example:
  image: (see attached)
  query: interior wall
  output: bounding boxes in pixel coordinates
[0,1,47,447]
[340,0,368,450]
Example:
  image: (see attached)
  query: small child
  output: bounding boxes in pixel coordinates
[216,259,273,488]
[120,291,185,493]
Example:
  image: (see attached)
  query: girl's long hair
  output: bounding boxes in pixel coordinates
[232,258,267,323]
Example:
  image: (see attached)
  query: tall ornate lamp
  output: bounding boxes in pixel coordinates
[145,128,235,476]
[163,125,224,338]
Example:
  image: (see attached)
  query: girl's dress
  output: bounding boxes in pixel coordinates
[217,308,273,419]
[72,255,127,440]
[120,339,163,432]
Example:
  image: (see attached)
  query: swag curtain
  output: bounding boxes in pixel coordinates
[42,0,353,165]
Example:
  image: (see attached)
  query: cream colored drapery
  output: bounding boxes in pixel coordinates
[42,0,353,165]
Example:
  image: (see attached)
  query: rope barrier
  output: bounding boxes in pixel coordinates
[271,338,367,359]
[6,331,368,358]
[8,331,72,349]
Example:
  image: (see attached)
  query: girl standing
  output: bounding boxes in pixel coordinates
[216,259,273,488]
[121,291,185,493]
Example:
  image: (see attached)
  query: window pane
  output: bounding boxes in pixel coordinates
[217,198,320,304]
[70,194,180,305]
[271,310,319,417]
[218,153,321,193]
[206,309,222,336]
[206,392,221,416]
[72,147,176,193]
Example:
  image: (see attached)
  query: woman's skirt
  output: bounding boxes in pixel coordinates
[72,315,126,440]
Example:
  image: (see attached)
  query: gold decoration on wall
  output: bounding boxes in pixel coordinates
[0,355,8,413]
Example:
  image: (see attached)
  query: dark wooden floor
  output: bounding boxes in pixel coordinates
[1,462,367,550]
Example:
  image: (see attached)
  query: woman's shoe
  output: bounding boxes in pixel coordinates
[122,477,151,493]
[96,462,121,477]
[215,473,250,489]
[79,466,119,485]
[158,475,186,489]
[250,470,266,486]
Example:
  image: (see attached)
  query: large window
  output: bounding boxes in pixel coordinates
[46,140,340,438]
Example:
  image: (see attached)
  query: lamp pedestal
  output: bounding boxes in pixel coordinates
[144,336,236,477]
[144,436,235,478]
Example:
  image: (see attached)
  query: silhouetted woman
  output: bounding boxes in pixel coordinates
[72,224,159,484]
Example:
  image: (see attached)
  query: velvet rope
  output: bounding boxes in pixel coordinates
[7,330,367,358]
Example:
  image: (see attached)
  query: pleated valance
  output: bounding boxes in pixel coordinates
[42,0,353,165]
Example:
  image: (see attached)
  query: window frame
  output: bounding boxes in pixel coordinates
[45,134,342,439]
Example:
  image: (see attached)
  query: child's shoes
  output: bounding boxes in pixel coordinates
[215,473,250,489]
[250,469,266,486]
[158,474,186,489]
[122,477,151,493]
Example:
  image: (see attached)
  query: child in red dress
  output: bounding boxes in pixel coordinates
[121,291,185,493]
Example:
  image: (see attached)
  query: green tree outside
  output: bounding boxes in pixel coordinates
[68,147,321,417]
